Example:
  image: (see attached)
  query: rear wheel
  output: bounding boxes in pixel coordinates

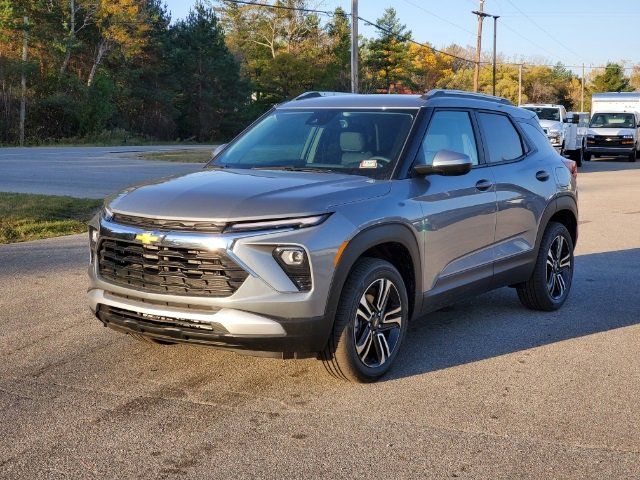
[321,258,408,382]
[516,222,574,311]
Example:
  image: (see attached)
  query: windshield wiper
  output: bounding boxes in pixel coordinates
[250,166,336,173]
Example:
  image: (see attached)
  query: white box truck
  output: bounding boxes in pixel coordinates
[586,92,640,162]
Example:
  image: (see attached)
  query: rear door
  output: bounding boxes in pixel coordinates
[475,111,556,283]
[412,109,497,300]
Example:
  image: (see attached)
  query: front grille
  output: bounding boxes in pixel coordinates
[111,213,226,233]
[97,305,228,335]
[591,135,625,147]
[98,238,248,297]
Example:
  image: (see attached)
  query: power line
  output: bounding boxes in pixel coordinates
[503,0,587,63]
[399,0,475,37]
[222,0,478,65]
[220,0,344,17]
[357,16,477,65]
[497,20,565,64]
[219,0,640,72]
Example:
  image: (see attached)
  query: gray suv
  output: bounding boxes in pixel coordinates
[88,90,578,382]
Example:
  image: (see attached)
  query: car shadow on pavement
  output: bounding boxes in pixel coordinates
[580,157,640,172]
[385,248,640,382]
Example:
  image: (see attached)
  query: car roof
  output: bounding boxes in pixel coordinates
[277,90,535,120]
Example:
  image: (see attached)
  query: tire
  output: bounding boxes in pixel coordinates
[570,148,583,167]
[629,151,637,163]
[516,222,574,311]
[321,257,408,382]
[583,151,591,161]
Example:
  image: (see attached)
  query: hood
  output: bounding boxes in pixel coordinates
[588,127,636,136]
[538,119,563,131]
[108,169,391,221]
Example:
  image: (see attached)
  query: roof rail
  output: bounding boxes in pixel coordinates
[294,91,351,100]
[422,89,513,106]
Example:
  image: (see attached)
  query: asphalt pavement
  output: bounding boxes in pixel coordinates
[0,145,211,198]
[0,158,639,479]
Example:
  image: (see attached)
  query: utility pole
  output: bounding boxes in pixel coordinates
[350,0,358,93]
[491,15,499,96]
[472,1,489,93]
[581,63,585,112]
[518,63,523,106]
[19,16,29,147]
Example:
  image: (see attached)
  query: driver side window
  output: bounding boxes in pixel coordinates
[417,111,479,166]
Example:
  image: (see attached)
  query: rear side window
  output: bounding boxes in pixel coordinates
[477,112,525,163]
[417,110,479,166]
[519,122,555,154]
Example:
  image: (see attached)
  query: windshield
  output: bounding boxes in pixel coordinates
[209,108,417,179]
[589,113,636,129]
[523,107,561,121]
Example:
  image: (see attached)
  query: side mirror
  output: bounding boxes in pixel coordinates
[212,143,227,158]
[571,114,579,124]
[413,150,473,176]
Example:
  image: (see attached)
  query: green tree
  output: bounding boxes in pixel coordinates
[320,7,350,92]
[364,7,411,93]
[590,63,632,93]
[173,4,247,141]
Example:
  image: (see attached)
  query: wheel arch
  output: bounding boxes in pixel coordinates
[323,223,423,340]
[536,195,578,253]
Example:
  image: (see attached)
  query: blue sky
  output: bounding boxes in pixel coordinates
[164,0,640,72]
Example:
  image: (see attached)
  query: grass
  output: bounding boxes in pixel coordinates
[137,149,214,163]
[0,192,102,244]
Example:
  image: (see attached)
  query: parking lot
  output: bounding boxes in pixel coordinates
[0,158,639,478]
[0,146,208,198]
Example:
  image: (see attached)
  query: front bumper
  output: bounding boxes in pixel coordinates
[89,290,323,357]
[87,214,352,356]
[586,146,634,155]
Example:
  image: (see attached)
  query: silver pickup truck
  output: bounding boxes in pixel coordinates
[521,104,585,165]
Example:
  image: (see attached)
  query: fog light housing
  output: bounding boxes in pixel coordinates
[273,246,311,291]
[88,226,99,263]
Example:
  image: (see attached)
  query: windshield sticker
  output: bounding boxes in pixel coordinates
[359,159,378,169]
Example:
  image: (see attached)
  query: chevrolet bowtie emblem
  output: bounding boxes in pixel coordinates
[135,232,159,245]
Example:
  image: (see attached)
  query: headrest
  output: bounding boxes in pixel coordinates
[340,131,366,152]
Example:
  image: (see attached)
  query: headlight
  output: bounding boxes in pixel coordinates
[587,134,595,139]
[102,204,113,221]
[273,246,311,291]
[225,214,330,233]
[623,135,634,139]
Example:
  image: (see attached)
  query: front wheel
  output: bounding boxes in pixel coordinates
[321,258,408,382]
[516,222,574,311]
[629,150,637,163]
[583,151,591,161]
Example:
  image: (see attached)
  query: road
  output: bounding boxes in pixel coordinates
[0,159,639,479]
[0,145,211,198]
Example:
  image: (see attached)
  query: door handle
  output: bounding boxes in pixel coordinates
[475,179,493,191]
[536,170,550,181]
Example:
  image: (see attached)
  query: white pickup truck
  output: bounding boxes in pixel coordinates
[585,93,640,163]
[521,104,584,165]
